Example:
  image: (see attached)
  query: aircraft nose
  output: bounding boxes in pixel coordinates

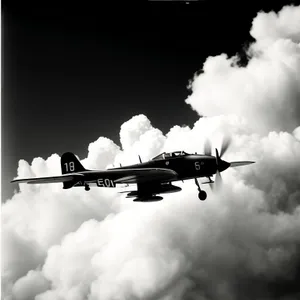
[219,160,231,172]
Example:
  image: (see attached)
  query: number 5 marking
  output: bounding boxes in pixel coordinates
[195,161,200,170]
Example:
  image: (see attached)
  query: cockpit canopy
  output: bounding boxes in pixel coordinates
[152,151,189,160]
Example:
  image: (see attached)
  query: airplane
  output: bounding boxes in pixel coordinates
[11,137,254,202]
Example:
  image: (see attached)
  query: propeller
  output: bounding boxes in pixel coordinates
[206,148,223,192]
[214,168,222,192]
[203,134,231,158]
[213,148,224,191]
[219,135,232,158]
[203,135,254,191]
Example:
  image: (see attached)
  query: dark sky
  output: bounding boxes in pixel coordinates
[2,1,293,201]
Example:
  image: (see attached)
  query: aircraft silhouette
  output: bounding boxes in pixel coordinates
[11,137,254,201]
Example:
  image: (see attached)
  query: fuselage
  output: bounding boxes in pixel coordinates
[72,154,230,187]
[11,149,251,200]
[108,154,218,181]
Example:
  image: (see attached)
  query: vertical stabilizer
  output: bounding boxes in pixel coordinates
[60,152,86,189]
[61,152,86,174]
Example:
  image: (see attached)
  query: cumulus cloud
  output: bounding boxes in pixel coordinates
[2,4,300,300]
[293,126,300,141]
[186,5,300,135]
[250,5,300,46]
[81,137,121,170]
[12,270,50,300]
[114,114,166,166]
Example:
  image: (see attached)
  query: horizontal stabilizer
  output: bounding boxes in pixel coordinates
[229,161,255,168]
[11,173,84,184]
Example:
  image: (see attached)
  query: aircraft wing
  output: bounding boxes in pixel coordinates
[11,168,178,186]
[107,168,178,184]
[11,173,84,184]
[229,161,255,167]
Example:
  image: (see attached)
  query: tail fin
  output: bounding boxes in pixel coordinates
[61,152,86,175]
[61,152,86,189]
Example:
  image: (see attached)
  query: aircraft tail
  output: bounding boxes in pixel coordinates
[61,152,86,174]
[61,152,86,189]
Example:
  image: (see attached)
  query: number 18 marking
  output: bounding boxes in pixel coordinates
[64,162,75,172]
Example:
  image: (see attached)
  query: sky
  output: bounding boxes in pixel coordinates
[2,1,300,300]
[2,0,293,201]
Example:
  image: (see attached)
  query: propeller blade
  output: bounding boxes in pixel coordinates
[229,161,255,168]
[215,148,220,163]
[204,139,212,156]
[214,170,222,191]
[220,135,232,158]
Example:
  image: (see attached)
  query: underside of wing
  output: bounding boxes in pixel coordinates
[11,173,84,184]
[112,168,178,184]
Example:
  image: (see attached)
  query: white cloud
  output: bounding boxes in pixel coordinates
[293,126,300,141]
[81,137,121,170]
[250,5,300,47]
[12,270,50,300]
[2,4,300,300]
[115,114,166,166]
[186,5,300,135]
[119,114,153,151]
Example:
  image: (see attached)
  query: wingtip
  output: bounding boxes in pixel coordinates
[11,179,24,184]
